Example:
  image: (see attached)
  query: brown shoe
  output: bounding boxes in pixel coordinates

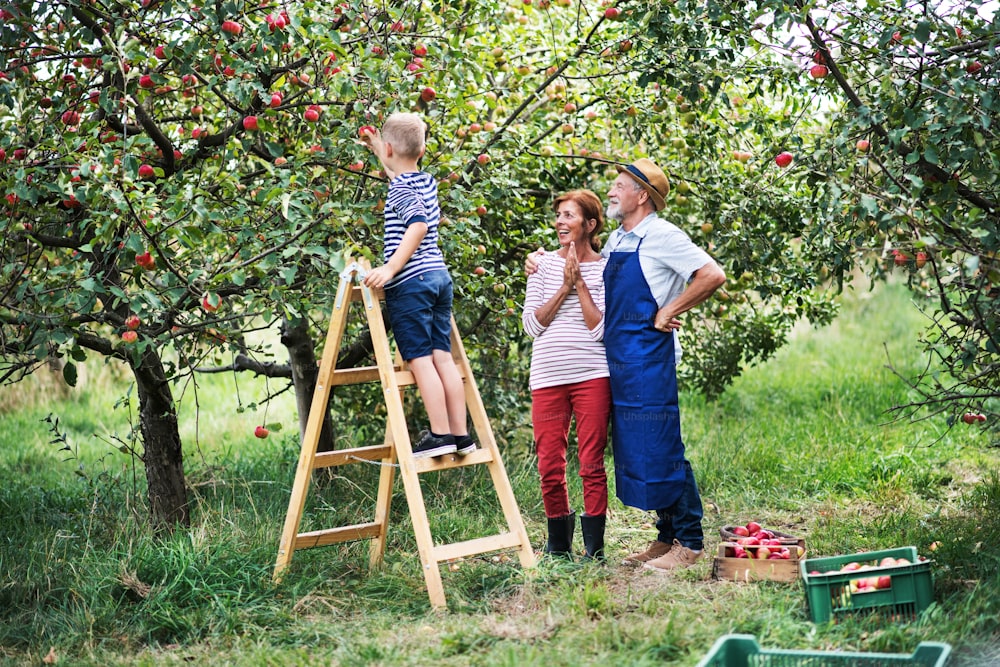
[642,539,703,573]
[622,540,673,566]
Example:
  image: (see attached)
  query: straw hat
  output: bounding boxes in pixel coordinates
[616,158,670,211]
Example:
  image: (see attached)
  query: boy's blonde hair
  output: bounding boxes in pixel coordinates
[381,112,427,160]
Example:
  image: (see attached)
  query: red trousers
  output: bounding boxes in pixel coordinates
[531,377,611,518]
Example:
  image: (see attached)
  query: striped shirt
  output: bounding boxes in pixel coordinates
[522,253,609,391]
[382,171,448,289]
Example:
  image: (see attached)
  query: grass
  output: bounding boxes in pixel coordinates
[2,282,999,666]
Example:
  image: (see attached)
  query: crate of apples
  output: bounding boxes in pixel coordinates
[799,546,934,623]
[721,520,805,550]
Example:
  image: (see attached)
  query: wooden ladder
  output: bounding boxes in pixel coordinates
[273,259,535,608]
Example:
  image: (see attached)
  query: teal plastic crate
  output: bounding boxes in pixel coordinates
[799,546,934,624]
[697,634,951,667]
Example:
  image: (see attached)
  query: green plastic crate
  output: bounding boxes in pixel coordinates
[799,546,934,624]
[697,634,951,667]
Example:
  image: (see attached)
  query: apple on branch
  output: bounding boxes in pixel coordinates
[202,292,222,313]
[254,425,269,439]
[774,152,794,168]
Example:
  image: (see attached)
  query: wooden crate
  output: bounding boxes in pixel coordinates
[712,542,806,583]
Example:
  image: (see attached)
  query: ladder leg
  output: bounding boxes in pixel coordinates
[368,420,397,570]
[274,276,353,581]
[365,283,448,608]
[450,316,537,569]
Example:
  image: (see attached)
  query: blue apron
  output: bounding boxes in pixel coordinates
[604,238,687,510]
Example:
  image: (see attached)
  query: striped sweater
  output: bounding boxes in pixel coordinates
[522,253,609,391]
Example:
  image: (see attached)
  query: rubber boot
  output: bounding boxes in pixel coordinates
[544,511,576,558]
[580,514,606,562]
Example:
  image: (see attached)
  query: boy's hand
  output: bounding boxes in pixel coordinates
[362,265,395,289]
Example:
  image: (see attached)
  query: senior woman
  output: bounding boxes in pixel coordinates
[522,189,611,561]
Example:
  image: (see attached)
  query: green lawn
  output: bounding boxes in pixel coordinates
[1,281,998,666]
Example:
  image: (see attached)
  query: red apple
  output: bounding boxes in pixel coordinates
[61,110,80,125]
[412,44,428,57]
[474,266,486,276]
[139,74,154,89]
[876,575,892,589]
[304,108,320,122]
[254,425,269,439]
[243,115,259,131]
[202,292,221,312]
[856,139,870,152]
[138,164,155,179]
[270,93,283,108]
[477,153,490,165]
[732,525,750,537]
[420,86,436,102]
[966,61,983,74]
[915,251,927,268]
[476,205,487,216]
[774,152,794,168]
[154,45,166,59]
[604,7,621,20]
[745,521,762,535]
[358,125,376,137]
[125,315,141,330]
[121,330,138,344]
[135,251,154,270]
[732,150,752,162]
[894,250,909,266]
[962,413,980,424]
[755,547,772,560]
[221,20,243,35]
[809,64,829,79]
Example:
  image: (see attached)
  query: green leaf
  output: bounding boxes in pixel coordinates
[62,362,78,387]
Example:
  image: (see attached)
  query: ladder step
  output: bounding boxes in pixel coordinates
[410,448,493,473]
[313,445,393,469]
[329,365,466,387]
[433,532,526,563]
[294,522,382,549]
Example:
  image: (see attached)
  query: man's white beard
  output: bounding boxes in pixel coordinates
[606,204,624,222]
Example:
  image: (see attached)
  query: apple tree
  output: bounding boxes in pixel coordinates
[1,0,886,531]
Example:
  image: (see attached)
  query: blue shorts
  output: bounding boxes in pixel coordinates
[385,269,453,361]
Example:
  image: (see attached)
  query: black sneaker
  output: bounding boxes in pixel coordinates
[411,431,456,458]
[454,434,477,455]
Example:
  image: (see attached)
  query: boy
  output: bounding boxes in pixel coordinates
[360,112,476,459]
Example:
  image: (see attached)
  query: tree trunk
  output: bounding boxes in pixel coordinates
[131,346,189,531]
[282,319,335,452]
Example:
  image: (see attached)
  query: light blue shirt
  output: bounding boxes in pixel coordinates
[602,213,714,360]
